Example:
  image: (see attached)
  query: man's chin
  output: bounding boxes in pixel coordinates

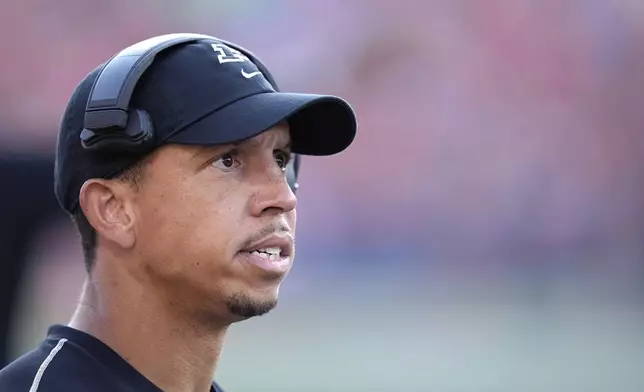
[225,291,278,320]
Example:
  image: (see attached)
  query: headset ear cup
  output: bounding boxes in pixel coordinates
[80,109,155,153]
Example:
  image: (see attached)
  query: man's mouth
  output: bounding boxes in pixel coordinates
[238,234,293,274]
[248,247,282,261]
[239,232,293,260]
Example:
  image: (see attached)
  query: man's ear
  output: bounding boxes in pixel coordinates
[78,179,136,250]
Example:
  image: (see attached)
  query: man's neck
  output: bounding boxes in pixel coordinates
[69,277,228,392]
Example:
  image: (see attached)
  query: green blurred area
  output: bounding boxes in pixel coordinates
[9,229,644,391]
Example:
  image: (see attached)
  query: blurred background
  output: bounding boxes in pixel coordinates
[2,0,644,390]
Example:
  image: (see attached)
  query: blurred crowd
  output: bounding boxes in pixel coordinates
[2,1,644,389]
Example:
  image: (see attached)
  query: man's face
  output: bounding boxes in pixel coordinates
[130,123,297,323]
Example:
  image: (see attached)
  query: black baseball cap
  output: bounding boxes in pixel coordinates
[54,38,357,215]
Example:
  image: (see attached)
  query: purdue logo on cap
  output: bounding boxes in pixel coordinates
[210,43,263,80]
[210,43,250,64]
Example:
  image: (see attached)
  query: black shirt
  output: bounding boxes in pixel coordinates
[0,325,225,391]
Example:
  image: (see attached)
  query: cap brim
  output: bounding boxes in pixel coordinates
[165,92,357,156]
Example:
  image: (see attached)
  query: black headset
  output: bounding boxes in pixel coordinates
[80,33,300,193]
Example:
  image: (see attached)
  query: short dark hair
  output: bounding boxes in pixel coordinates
[71,157,150,273]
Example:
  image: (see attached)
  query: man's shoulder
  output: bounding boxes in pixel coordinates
[0,337,75,391]
[1,326,227,392]
[0,342,49,390]
[0,335,114,392]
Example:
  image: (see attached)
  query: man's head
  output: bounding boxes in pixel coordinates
[54,35,356,323]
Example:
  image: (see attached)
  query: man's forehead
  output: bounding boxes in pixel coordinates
[183,124,291,160]
[236,124,291,148]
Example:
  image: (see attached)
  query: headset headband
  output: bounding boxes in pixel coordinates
[84,33,278,131]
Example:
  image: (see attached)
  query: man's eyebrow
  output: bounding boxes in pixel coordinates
[189,144,231,161]
[235,138,292,150]
[190,138,291,160]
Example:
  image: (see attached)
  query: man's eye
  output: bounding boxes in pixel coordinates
[212,152,241,170]
[274,150,291,170]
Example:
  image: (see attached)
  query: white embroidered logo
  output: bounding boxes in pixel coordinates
[211,43,249,63]
[210,43,262,80]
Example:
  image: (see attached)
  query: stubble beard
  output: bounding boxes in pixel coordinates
[225,291,278,319]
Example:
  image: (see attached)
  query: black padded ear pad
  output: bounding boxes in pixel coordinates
[80,109,154,153]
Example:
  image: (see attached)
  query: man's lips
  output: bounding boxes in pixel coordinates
[239,233,293,258]
[237,233,294,275]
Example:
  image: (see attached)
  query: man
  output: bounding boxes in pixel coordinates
[0,34,357,391]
